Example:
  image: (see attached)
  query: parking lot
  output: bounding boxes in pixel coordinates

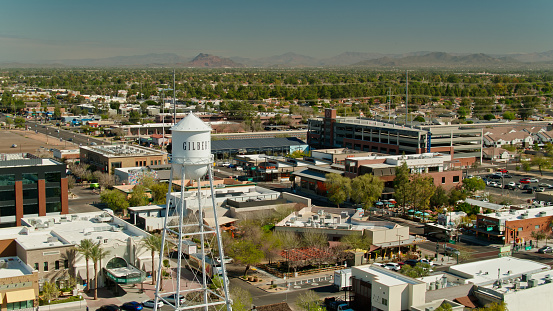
[477,170,553,204]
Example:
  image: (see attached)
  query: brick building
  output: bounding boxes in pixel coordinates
[0,153,68,227]
[474,206,553,245]
[80,144,168,174]
[344,153,463,190]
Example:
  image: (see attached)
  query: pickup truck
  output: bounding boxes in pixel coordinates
[325,298,354,311]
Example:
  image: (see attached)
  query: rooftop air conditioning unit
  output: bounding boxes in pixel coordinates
[528,279,538,288]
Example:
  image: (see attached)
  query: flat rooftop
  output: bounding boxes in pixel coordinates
[354,264,425,286]
[448,257,549,286]
[8,212,150,250]
[81,144,167,157]
[0,257,34,278]
[277,206,404,232]
[0,153,62,167]
[481,205,553,221]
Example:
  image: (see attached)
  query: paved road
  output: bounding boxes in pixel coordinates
[25,120,109,147]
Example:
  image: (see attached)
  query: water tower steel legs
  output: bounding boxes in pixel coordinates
[154,167,174,311]
[208,164,232,311]
[153,161,232,311]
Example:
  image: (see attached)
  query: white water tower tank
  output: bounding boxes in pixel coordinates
[171,113,212,179]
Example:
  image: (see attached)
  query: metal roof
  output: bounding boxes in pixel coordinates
[211,137,307,152]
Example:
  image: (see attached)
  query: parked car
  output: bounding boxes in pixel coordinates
[419,259,434,266]
[539,183,551,188]
[97,305,120,311]
[384,262,401,271]
[529,178,539,183]
[164,294,186,305]
[489,175,502,180]
[497,168,508,173]
[214,256,233,265]
[445,246,460,256]
[536,187,545,192]
[220,162,231,167]
[403,259,419,267]
[538,246,553,254]
[121,301,143,311]
[507,182,517,189]
[520,178,531,184]
[373,262,385,267]
[503,174,512,178]
[494,183,502,188]
[142,299,164,309]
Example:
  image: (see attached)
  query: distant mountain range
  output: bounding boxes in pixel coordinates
[3,50,553,68]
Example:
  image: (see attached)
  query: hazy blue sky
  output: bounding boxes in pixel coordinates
[2,0,552,62]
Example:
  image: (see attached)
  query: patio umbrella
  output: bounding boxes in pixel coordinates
[407,209,415,213]
[423,212,430,216]
[376,201,384,205]
[415,211,422,214]
[389,199,397,204]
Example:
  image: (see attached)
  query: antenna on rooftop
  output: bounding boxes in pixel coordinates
[173,69,176,126]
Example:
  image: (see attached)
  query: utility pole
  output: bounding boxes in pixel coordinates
[405,70,409,126]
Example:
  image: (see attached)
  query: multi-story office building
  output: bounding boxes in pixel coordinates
[80,144,168,174]
[308,109,483,167]
[0,153,68,227]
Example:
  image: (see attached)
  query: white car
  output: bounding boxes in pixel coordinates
[419,259,434,266]
[373,262,384,267]
[383,262,401,271]
[220,162,231,167]
[164,294,185,305]
[215,256,233,265]
[489,182,497,188]
[494,183,502,188]
[529,178,539,183]
[142,299,164,309]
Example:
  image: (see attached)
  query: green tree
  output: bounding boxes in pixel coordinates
[342,234,372,251]
[435,302,453,311]
[462,177,486,194]
[53,105,62,119]
[531,156,551,176]
[414,115,425,122]
[230,287,252,311]
[129,110,141,124]
[302,231,328,249]
[100,189,129,213]
[475,301,508,311]
[41,281,60,302]
[128,185,149,207]
[90,243,110,300]
[149,183,168,204]
[324,173,351,208]
[502,111,516,121]
[296,290,324,311]
[400,263,432,278]
[351,174,384,209]
[430,186,449,208]
[228,239,264,276]
[394,162,411,211]
[409,174,436,217]
[141,234,162,285]
[75,239,95,291]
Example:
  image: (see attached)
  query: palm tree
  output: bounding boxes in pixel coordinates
[141,234,162,285]
[90,243,110,300]
[75,239,95,291]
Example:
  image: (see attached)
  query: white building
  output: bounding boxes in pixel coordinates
[0,211,156,289]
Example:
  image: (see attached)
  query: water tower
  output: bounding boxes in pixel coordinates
[154,113,231,311]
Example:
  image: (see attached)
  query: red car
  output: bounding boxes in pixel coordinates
[520,178,531,184]
[497,168,508,173]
